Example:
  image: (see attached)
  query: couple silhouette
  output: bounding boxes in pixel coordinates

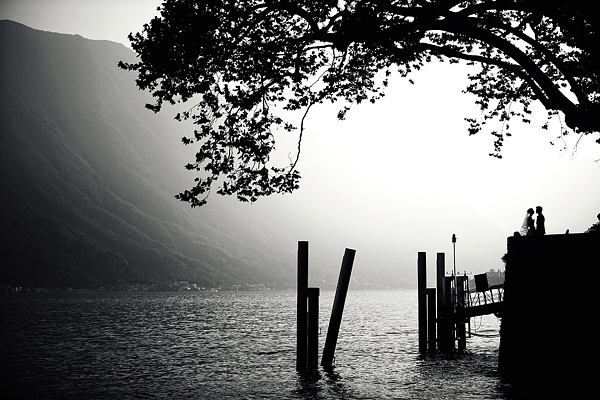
[520,206,545,236]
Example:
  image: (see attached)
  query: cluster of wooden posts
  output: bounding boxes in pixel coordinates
[296,243,474,372]
[417,252,469,354]
[296,241,356,372]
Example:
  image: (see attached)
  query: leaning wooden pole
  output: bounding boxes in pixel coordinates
[321,248,356,369]
[296,241,309,371]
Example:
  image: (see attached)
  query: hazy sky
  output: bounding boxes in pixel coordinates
[2,0,599,280]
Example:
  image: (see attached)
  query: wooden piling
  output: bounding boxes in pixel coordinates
[436,253,451,351]
[307,287,320,371]
[426,288,436,354]
[436,253,445,319]
[417,252,427,354]
[456,275,467,350]
[321,248,356,369]
[441,276,454,350]
[296,241,308,371]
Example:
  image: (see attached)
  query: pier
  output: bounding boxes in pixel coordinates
[498,232,597,394]
[294,232,597,395]
[420,232,597,395]
[418,251,504,354]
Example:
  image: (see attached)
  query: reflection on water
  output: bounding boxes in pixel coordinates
[0,290,519,399]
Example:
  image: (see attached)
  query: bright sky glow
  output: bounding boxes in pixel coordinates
[2,0,599,281]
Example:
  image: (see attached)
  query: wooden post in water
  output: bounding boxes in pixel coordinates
[441,276,454,350]
[321,248,356,369]
[456,275,467,350]
[436,253,444,349]
[296,241,308,371]
[307,287,320,371]
[417,252,427,354]
[436,253,445,321]
[437,253,455,351]
[426,288,436,354]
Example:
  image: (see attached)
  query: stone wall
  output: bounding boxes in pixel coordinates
[499,233,598,394]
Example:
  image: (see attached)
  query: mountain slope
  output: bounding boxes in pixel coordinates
[0,20,294,289]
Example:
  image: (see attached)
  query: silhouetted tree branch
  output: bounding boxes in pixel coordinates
[120,0,600,206]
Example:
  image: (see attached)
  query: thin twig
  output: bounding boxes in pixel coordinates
[289,99,314,172]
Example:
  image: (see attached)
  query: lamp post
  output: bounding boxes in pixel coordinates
[452,234,457,308]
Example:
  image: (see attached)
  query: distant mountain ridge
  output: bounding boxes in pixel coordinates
[0,20,294,289]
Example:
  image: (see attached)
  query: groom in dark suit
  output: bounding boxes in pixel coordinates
[535,206,545,235]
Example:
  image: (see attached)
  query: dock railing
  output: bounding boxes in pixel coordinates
[467,285,504,309]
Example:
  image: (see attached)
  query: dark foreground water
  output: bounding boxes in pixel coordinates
[1,289,522,399]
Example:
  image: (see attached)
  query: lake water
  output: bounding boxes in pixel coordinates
[0,289,521,399]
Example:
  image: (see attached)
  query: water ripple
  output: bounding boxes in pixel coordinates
[0,290,517,399]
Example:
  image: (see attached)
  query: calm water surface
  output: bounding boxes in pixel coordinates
[1,290,520,399]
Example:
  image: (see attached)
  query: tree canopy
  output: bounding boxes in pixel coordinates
[120,0,600,206]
